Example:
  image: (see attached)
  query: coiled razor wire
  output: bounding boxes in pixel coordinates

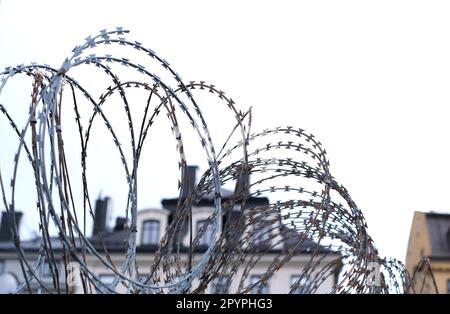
[0,28,438,294]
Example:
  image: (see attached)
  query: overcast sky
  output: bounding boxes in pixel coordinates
[1,0,450,263]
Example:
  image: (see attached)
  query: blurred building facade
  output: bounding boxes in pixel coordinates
[0,166,341,294]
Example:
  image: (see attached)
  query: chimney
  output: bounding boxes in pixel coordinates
[92,197,110,235]
[182,165,198,199]
[0,211,23,242]
[114,217,128,232]
[235,165,250,197]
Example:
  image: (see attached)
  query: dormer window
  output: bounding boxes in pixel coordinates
[142,219,160,245]
[97,274,116,293]
[252,223,271,247]
[290,274,310,294]
[250,274,269,294]
[43,261,58,278]
[196,219,214,246]
[211,275,231,293]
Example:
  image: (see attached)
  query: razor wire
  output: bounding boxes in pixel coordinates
[0,28,438,294]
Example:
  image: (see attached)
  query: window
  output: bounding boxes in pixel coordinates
[43,261,57,278]
[97,274,116,293]
[211,275,231,294]
[252,223,271,247]
[139,274,149,283]
[0,260,4,274]
[290,275,310,294]
[196,220,214,246]
[447,279,450,294]
[142,220,160,245]
[250,275,269,294]
[138,275,160,293]
[232,204,243,211]
[99,274,115,285]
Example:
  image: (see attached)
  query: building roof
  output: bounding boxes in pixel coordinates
[0,232,333,255]
[280,226,334,254]
[161,187,269,209]
[0,236,81,252]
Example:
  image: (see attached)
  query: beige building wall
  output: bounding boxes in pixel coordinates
[405,211,450,294]
[405,211,431,273]
[428,261,450,294]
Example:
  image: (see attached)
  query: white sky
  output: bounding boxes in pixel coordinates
[1,0,450,263]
